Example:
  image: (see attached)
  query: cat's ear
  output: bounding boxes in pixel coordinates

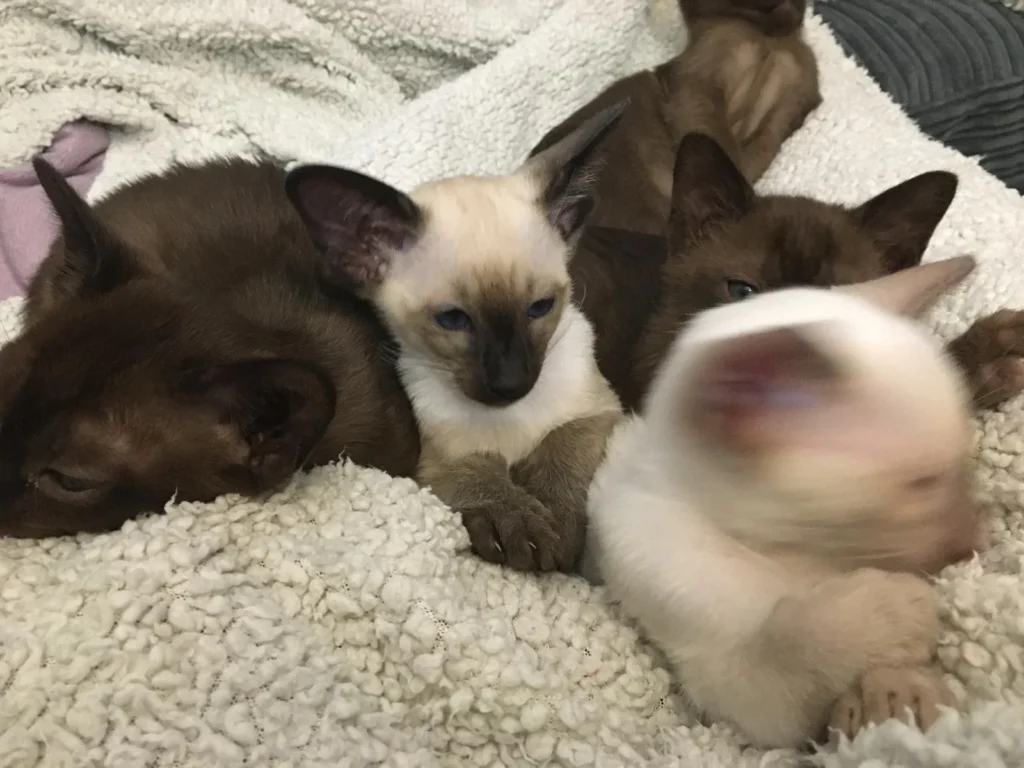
[838,255,975,317]
[688,324,843,454]
[285,164,422,294]
[520,100,629,242]
[34,157,136,299]
[668,132,755,250]
[179,359,336,490]
[850,171,959,273]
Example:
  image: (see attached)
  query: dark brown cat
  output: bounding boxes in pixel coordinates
[0,159,419,538]
[572,132,1024,412]
[531,0,819,235]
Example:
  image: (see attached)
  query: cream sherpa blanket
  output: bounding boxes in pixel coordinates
[2,0,1024,765]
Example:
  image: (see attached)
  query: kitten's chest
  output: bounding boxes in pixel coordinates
[414,371,616,463]
[427,413,563,464]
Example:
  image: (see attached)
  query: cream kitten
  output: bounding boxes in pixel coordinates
[286,104,628,573]
[587,256,983,748]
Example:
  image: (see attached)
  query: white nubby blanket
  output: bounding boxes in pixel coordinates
[2,0,1024,765]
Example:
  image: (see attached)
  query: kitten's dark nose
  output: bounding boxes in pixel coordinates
[481,343,535,404]
[486,360,534,403]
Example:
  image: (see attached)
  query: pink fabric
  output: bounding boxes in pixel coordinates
[0,122,110,300]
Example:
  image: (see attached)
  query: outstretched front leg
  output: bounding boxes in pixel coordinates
[704,568,947,748]
[729,39,821,183]
[658,3,821,184]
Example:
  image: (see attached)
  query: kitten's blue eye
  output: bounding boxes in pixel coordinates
[527,297,555,319]
[435,307,472,331]
[726,280,759,301]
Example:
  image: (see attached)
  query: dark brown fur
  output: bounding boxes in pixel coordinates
[948,310,1024,409]
[573,133,1024,412]
[417,451,566,572]
[679,0,806,36]
[0,159,419,538]
[509,411,622,561]
[531,0,819,235]
[420,411,621,573]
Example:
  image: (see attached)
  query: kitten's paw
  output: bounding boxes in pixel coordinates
[461,495,575,573]
[948,309,1024,409]
[816,569,938,669]
[828,666,956,743]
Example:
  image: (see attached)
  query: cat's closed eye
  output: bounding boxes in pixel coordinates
[35,469,105,499]
[725,279,759,301]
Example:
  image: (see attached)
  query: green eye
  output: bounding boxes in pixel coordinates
[726,280,759,301]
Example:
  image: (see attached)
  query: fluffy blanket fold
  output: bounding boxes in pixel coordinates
[2,0,1024,765]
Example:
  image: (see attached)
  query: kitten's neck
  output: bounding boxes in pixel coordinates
[641,422,871,569]
[640,421,796,545]
[401,304,619,463]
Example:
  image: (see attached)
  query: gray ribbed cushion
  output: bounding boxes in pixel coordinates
[816,0,1024,192]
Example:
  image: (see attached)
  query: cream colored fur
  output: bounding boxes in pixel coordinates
[400,303,618,463]
[378,174,568,319]
[378,173,620,466]
[587,265,977,748]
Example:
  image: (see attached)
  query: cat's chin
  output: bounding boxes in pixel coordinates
[463,386,535,409]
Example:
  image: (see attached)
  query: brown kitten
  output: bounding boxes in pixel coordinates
[0,159,419,538]
[531,0,819,235]
[574,132,1024,412]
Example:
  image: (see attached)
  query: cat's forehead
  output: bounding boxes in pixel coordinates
[736,199,884,283]
[1,287,223,420]
[400,174,569,292]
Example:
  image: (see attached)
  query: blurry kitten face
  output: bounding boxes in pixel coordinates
[649,260,982,575]
[709,334,978,575]
[374,175,572,406]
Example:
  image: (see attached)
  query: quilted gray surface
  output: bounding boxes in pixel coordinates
[818,0,1024,192]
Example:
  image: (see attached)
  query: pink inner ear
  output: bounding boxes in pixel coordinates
[693,327,837,452]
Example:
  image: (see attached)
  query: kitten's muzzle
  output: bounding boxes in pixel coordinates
[479,345,536,405]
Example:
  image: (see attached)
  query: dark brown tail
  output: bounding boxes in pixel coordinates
[678,0,807,36]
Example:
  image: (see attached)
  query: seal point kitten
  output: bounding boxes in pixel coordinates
[287,104,629,573]
[587,256,981,747]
